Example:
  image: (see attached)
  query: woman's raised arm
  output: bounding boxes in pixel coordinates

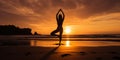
[60,9,65,20]
[56,9,61,20]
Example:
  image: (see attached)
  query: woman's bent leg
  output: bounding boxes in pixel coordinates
[50,29,59,37]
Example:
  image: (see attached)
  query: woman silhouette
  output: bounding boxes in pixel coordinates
[50,9,65,45]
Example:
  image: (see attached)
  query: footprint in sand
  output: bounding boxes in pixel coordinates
[96,57,102,60]
[109,51,118,54]
[61,54,71,58]
[79,52,86,55]
[112,56,120,60]
[25,52,31,56]
[91,51,97,54]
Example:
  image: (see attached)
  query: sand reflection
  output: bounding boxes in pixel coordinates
[65,38,70,47]
[30,38,120,47]
[66,40,70,47]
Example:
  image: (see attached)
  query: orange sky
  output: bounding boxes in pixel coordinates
[0,0,120,35]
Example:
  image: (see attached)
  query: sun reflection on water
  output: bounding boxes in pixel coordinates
[66,40,70,47]
[65,38,70,47]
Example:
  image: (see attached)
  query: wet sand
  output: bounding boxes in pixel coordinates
[0,37,120,60]
[0,46,120,60]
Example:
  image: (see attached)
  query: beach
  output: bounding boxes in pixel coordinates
[0,0,120,60]
[0,36,120,60]
[1,46,120,60]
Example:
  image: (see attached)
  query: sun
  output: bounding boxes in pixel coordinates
[64,26,71,34]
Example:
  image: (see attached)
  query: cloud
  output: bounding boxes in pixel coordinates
[89,13,120,22]
[0,0,120,27]
[75,0,120,18]
[0,0,120,17]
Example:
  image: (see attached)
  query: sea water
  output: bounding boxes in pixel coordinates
[0,35,120,47]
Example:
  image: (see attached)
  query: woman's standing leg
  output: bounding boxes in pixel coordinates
[59,27,63,45]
